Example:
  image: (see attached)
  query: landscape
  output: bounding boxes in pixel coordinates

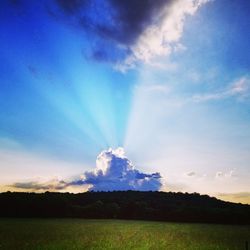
[1,191,250,249]
[1,0,250,249]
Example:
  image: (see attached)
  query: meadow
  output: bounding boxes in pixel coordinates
[0,219,249,250]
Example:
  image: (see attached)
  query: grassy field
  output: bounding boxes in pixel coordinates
[0,219,249,250]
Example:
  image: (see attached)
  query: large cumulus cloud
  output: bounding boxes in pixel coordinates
[73,147,162,191]
[11,148,162,192]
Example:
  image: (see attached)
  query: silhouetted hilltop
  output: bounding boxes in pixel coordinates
[1,191,249,224]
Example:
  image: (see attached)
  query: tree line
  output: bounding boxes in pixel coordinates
[0,191,250,224]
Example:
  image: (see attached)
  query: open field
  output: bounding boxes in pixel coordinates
[0,219,249,250]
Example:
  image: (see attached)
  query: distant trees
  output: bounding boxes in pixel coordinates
[0,191,250,224]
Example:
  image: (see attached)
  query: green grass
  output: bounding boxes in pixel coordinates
[0,219,249,250]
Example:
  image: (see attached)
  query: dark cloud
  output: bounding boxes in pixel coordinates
[11,148,163,192]
[12,180,67,190]
[54,0,170,44]
[186,171,196,177]
[48,0,172,64]
[106,0,171,45]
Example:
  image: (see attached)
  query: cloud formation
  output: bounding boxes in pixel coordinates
[186,171,196,177]
[116,0,210,71]
[13,179,68,191]
[47,0,210,71]
[215,169,236,179]
[53,0,168,44]
[192,76,250,102]
[11,148,162,192]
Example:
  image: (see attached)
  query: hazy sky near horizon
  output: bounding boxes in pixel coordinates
[0,0,250,203]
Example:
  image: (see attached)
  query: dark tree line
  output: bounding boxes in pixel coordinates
[0,191,250,224]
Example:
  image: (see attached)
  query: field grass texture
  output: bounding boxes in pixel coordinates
[0,219,249,250]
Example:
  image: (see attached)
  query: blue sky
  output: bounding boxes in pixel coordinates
[0,0,250,203]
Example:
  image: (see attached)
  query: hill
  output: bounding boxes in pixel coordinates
[0,191,250,224]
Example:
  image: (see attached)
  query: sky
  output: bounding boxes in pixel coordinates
[0,0,250,204]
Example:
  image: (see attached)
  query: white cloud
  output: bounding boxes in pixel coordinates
[10,148,163,192]
[116,0,210,71]
[215,171,223,178]
[229,76,250,96]
[215,169,237,179]
[74,148,162,191]
[192,76,250,102]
